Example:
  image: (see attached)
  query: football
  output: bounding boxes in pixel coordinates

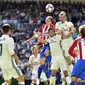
[45,4,54,13]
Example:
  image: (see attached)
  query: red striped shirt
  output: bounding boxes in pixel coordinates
[69,36,85,60]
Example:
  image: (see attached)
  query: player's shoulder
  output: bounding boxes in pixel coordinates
[55,21,61,25]
[75,36,81,41]
[42,24,46,27]
[8,37,14,41]
[66,21,73,26]
[30,54,34,58]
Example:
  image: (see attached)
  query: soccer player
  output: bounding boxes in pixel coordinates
[26,16,56,85]
[55,11,74,73]
[0,24,24,85]
[25,45,48,85]
[68,25,85,85]
[37,28,71,85]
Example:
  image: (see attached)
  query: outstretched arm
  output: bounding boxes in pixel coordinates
[26,31,41,43]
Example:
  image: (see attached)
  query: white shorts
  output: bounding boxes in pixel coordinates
[2,67,22,81]
[31,70,47,81]
[51,55,68,71]
[2,59,23,81]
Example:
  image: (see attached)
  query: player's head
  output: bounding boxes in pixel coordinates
[45,16,53,26]
[2,24,12,35]
[79,25,85,37]
[48,28,56,37]
[59,11,66,22]
[32,45,39,54]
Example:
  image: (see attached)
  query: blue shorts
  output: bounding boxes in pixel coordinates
[71,59,85,79]
[45,55,52,67]
[79,69,85,80]
[40,44,50,58]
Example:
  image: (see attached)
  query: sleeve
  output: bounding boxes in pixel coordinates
[28,56,32,64]
[55,22,59,30]
[38,24,45,33]
[68,22,74,31]
[68,39,78,57]
[8,38,15,56]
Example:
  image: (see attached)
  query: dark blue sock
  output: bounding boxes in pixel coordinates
[76,82,82,85]
[38,66,42,78]
[69,81,75,85]
[56,71,62,84]
[42,64,51,78]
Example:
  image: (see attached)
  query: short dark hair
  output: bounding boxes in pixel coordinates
[2,24,12,33]
[80,27,85,37]
[48,28,55,32]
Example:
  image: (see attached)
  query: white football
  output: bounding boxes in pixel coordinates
[45,4,54,13]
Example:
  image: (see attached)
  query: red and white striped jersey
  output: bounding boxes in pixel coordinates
[38,24,55,41]
[68,36,85,60]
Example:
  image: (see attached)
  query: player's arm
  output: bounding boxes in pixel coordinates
[26,31,41,43]
[37,37,48,44]
[24,63,33,67]
[12,54,21,64]
[68,39,78,57]
[8,38,21,63]
[61,31,73,39]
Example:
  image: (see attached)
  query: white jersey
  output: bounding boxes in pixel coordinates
[0,35,15,69]
[29,54,40,70]
[47,35,63,56]
[55,21,74,56]
[55,21,74,35]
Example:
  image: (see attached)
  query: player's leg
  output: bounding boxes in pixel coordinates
[63,41,74,73]
[56,69,62,85]
[51,55,60,85]
[69,76,76,85]
[77,69,85,85]
[69,60,85,85]
[39,44,52,85]
[1,69,12,85]
[59,56,71,85]
[40,72,48,85]
[38,45,46,80]
[30,70,38,85]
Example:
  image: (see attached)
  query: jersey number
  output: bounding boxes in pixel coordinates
[0,44,2,56]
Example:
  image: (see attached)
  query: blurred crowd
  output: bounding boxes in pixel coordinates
[0,0,85,84]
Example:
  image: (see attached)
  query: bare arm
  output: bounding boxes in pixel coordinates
[61,31,73,39]
[26,31,41,43]
[12,54,21,64]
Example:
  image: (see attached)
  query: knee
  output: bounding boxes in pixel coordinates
[76,78,82,82]
[51,70,57,76]
[71,76,77,82]
[63,70,68,77]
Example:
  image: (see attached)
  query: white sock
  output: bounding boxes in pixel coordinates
[18,82,25,85]
[66,76,71,84]
[36,78,40,85]
[51,76,56,85]
[1,82,8,85]
[30,81,35,85]
[62,81,65,85]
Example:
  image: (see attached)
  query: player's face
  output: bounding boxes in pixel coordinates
[46,18,52,26]
[48,30,55,37]
[59,16,66,22]
[33,45,39,54]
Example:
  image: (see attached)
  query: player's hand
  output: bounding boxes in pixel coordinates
[24,63,29,67]
[58,30,64,35]
[18,60,22,64]
[26,39,30,43]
